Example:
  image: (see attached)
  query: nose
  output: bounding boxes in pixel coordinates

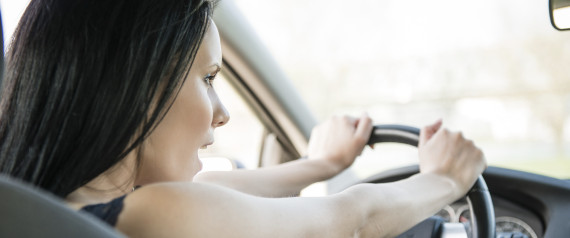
[211,92,230,128]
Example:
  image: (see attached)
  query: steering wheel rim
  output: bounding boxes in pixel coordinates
[367,124,495,238]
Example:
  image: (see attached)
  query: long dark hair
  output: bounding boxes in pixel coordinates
[0,0,215,198]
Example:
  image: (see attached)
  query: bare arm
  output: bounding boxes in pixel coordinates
[194,114,373,197]
[117,173,461,238]
[117,121,486,238]
[194,158,344,197]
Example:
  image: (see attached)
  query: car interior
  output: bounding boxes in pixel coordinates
[1,0,570,237]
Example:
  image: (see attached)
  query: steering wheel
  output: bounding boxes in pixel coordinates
[366,125,495,238]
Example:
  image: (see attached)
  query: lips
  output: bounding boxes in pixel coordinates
[200,141,214,149]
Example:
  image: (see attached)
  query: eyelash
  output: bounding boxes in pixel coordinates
[204,74,216,87]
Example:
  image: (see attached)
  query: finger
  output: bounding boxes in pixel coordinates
[345,115,359,127]
[354,112,373,142]
[419,119,443,147]
[420,122,436,147]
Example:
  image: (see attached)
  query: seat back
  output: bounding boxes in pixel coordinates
[0,176,124,237]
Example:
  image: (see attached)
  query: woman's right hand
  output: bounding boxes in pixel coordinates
[418,120,487,197]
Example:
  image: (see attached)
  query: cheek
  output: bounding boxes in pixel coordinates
[136,80,215,183]
[150,83,213,148]
[189,89,214,132]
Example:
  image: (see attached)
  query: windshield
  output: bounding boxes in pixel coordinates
[234,0,570,181]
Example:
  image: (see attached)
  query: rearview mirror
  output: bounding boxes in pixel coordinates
[550,0,570,30]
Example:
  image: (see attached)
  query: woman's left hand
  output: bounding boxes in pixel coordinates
[306,113,373,175]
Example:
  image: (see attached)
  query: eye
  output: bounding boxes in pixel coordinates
[204,73,216,87]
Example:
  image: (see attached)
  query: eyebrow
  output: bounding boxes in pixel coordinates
[211,63,222,74]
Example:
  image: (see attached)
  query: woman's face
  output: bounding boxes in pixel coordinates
[136,21,229,185]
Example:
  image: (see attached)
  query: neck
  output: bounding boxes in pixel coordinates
[65,155,136,208]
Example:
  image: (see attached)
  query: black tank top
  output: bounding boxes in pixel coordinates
[80,195,127,226]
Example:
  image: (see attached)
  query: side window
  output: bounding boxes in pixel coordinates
[198,72,265,170]
[1,0,31,49]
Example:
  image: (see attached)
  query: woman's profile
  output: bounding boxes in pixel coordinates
[0,0,486,237]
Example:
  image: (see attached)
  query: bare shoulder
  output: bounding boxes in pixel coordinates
[116,182,251,238]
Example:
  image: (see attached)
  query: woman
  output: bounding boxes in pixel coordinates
[0,0,486,237]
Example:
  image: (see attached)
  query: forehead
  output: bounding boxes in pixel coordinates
[194,21,222,69]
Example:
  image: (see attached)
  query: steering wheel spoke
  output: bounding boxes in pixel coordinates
[442,223,470,238]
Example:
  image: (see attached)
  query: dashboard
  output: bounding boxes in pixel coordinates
[356,166,570,238]
[436,197,541,238]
